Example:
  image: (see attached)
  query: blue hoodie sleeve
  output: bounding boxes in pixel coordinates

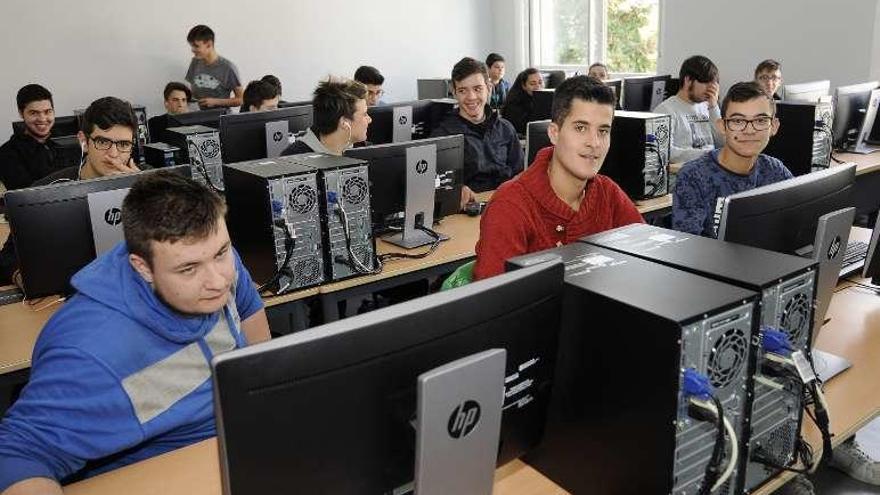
[233,248,263,321]
[672,163,711,236]
[0,346,143,491]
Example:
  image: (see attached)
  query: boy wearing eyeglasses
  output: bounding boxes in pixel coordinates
[353,66,386,107]
[672,81,791,237]
[754,59,783,100]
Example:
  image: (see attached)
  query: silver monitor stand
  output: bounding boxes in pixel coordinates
[415,348,506,495]
[808,207,856,382]
[383,144,449,249]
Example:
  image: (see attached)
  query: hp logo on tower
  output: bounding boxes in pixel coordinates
[104,207,123,226]
[447,400,481,439]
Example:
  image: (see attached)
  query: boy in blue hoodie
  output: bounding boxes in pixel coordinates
[0,171,270,494]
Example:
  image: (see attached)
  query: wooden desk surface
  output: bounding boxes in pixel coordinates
[635,194,672,213]
[64,265,880,495]
[64,437,568,495]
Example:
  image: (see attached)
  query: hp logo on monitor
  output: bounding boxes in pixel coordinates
[273,131,284,142]
[416,159,429,174]
[447,400,481,439]
[827,236,842,260]
[398,115,409,126]
[104,207,123,226]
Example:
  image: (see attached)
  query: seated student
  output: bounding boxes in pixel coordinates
[587,62,609,81]
[147,82,191,143]
[473,76,643,280]
[486,53,510,110]
[672,82,791,238]
[261,74,282,96]
[281,79,371,156]
[0,84,64,190]
[184,25,243,109]
[239,80,280,113]
[653,55,723,163]
[0,96,142,285]
[430,57,523,208]
[501,67,546,135]
[0,170,270,494]
[754,59,783,100]
[353,66,386,107]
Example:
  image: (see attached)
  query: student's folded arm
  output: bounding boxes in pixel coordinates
[473,199,532,281]
[0,347,143,493]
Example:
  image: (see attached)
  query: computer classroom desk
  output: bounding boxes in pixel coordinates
[57,227,880,495]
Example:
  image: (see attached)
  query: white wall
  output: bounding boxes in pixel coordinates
[658,0,880,94]
[0,0,493,136]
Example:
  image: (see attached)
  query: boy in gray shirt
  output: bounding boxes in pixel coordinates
[185,25,243,110]
[653,55,723,163]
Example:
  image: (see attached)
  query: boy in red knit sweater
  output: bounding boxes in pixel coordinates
[473,76,643,280]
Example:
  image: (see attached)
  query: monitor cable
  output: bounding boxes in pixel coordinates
[257,219,297,294]
[188,141,225,193]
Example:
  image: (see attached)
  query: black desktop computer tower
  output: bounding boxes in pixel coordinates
[291,153,376,282]
[507,243,759,495]
[143,142,183,168]
[132,105,149,165]
[581,224,819,492]
[601,111,671,200]
[165,125,224,191]
[764,100,833,176]
[223,157,325,293]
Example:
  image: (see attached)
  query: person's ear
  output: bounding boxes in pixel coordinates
[770,117,780,137]
[77,130,87,152]
[129,253,154,284]
[714,117,726,137]
[548,121,560,146]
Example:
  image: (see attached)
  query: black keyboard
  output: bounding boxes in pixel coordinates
[841,240,869,271]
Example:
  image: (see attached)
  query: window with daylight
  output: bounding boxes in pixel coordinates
[529,0,660,74]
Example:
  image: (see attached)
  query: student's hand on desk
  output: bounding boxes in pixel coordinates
[199,97,221,108]
[460,186,477,211]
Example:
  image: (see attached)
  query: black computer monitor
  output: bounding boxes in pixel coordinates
[219,106,312,163]
[344,135,464,229]
[622,74,671,111]
[5,166,190,298]
[212,260,564,495]
[717,164,856,254]
[365,100,435,144]
[539,70,566,89]
[12,115,80,138]
[831,81,879,149]
[605,79,622,109]
[863,220,880,285]
[278,99,312,109]
[167,108,229,129]
[526,120,552,165]
[532,89,555,121]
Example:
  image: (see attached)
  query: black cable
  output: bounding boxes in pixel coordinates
[805,381,834,465]
[377,225,442,262]
[644,143,666,197]
[257,220,296,294]
[188,141,225,193]
[334,202,383,275]
[696,395,726,495]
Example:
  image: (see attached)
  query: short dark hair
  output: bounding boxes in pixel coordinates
[311,79,367,136]
[187,25,215,44]
[679,55,719,84]
[261,74,282,95]
[551,76,616,125]
[486,53,505,67]
[588,62,607,72]
[451,57,489,89]
[123,170,227,266]
[721,81,776,117]
[16,84,53,112]
[80,96,137,138]
[163,82,191,102]
[754,59,782,78]
[353,66,385,86]
[241,80,280,112]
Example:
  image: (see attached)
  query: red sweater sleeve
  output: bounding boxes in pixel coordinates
[473,198,532,281]
[607,179,645,226]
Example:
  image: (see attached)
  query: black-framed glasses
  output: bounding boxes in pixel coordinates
[757,74,781,82]
[89,136,134,152]
[724,116,773,132]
